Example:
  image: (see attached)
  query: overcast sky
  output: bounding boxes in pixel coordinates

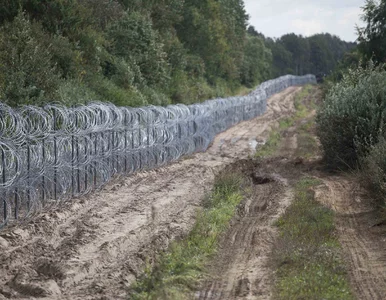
[244,0,366,42]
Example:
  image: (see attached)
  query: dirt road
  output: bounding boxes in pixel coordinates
[0,87,301,300]
[197,86,386,300]
[315,177,386,299]
[196,165,293,300]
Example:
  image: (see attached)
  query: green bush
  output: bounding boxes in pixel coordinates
[0,12,62,106]
[86,74,147,107]
[107,11,169,88]
[360,138,386,206]
[57,80,99,105]
[316,63,386,168]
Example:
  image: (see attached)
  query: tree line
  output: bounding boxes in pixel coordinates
[0,0,354,107]
[248,27,356,78]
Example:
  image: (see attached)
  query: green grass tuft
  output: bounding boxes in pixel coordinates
[273,178,354,300]
[130,173,245,300]
[255,131,281,158]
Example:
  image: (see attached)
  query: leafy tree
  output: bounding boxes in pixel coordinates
[0,12,61,106]
[240,35,272,87]
[357,0,386,63]
[107,11,168,87]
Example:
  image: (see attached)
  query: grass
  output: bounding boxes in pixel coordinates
[273,178,354,300]
[233,85,254,96]
[279,117,295,130]
[294,84,314,119]
[255,130,281,158]
[130,173,245,299]
[295,119,319,159]
[256,85,315,159]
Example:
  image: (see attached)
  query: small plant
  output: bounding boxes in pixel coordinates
[273,178,354,300]
[130,173,245,299]
[255,131,281,158]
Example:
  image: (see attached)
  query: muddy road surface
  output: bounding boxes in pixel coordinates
[0,87,301,300]
[197,86,386,300]
[315,177,386,300]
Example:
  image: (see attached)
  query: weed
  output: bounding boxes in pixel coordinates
[295,133,318,158]
[279,117,294,129]
[294,85,314,119]
[272,178,354,300]
[255,131,281,158]
[130,173,245,299]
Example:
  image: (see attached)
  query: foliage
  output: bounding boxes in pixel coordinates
[240,35,272,87]
[0,12,62,106]
[0,1,355,107]
[249,26,356,78]
[0,1,276,107]
[357,0,386,63]
[316,62,386,168]
[107,11,168,88]
[360,137,386,206]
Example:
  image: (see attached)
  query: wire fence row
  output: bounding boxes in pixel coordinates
[0,74,316,228]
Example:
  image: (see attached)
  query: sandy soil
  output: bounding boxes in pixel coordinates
[195,102,306,300]
[196,86,386,300]
[196,166,293,300]
[0,87,301,300]
[315,177,386,299]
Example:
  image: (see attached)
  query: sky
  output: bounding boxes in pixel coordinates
[244,0,366,42]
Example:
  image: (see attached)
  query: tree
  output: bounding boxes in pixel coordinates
[357,0,386,63]
[0,12,61,106]
[240,35,272,87]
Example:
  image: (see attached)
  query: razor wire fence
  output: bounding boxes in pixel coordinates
[0,74,316,228]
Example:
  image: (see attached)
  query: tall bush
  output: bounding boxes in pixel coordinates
[0,12,61,106]
[316,63,386,168]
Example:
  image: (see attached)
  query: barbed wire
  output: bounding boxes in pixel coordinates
[0,75,316,227]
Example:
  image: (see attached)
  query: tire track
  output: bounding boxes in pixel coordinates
[197,180,293,300]
[315,178,386,300]
[0,87,301,300]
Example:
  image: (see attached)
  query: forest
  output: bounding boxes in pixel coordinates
[0,0,354,107]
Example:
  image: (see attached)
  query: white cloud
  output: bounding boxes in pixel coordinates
[292,19,323,36]
[338,7,362,26]
[244,0,366,41]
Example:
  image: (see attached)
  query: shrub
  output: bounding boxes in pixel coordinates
[360,138,386,206]
[57,80,99,105]
[316,63,386,168]
[107,11,169,88]
[86,74,147,107]
[0,12,62,106]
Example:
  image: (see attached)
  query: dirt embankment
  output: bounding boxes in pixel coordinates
[0,87,300,300]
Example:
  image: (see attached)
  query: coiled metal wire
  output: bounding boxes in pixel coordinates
[0,75,316,227]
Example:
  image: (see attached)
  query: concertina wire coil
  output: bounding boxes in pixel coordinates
[0,74,316,227]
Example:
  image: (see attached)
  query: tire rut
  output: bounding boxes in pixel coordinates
[315,177,386,300]
[0,87,302,300]
[197,179,293,300]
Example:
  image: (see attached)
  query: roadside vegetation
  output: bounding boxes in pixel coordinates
[317,63,386,211]
[130,173,246,299]
[316,0,386,224]
[0,1,353,108]
[256,84,315,159]
[260,86,353,299]
[273,178,353,300]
